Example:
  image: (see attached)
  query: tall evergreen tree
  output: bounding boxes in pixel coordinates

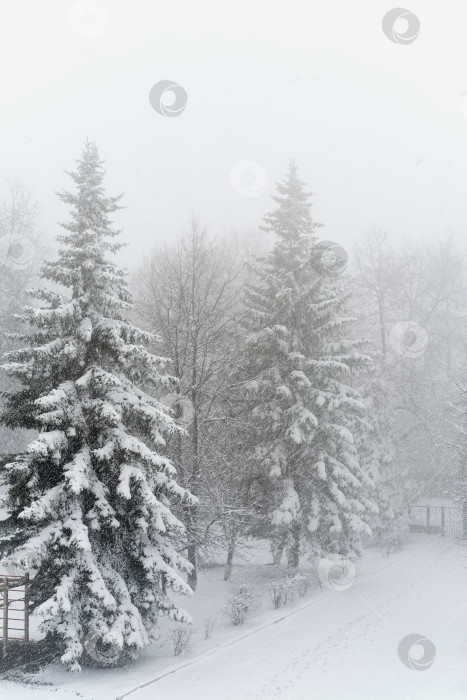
[0,142,194,670]
[240,161,377,567]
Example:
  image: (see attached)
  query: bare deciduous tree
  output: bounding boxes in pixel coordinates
[0,179,41,456]
[135,217,244,588]
[352,231,467,501]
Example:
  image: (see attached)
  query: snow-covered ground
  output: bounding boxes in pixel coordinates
[1,534,467,700]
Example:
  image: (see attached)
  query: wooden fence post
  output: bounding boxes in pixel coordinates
[426,506,431,532]
[2,577,8,658]
[441,506,446,536]
[24,573,29,644]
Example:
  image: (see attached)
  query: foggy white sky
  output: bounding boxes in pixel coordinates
[2,0,467,270]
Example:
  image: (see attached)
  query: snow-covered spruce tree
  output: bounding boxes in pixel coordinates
[240,161,377,568]
[0,141,195,670]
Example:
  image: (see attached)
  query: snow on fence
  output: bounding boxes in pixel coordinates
[409,504,464,538]
[0,574,29,657]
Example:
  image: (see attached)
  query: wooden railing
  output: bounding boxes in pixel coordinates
[0,573,29,657]
[408,504,464,537]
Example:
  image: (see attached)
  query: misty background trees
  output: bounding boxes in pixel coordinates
[352,232,467,503]
[131,163,467,578]
[0,180,42,456]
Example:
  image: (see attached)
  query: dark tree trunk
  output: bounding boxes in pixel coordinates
[187,534,198,590]
[185,495,198,590]
[186,292,201,590]
[174,407,198,590]
[270,538,284,565]
[287,523,301,570]
[223,530,237,581]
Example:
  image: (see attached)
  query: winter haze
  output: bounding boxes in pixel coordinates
[2,0,467,263]
[1,2,467,700]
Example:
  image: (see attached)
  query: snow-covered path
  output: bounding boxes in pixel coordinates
[123,536,467,700]
[2,535,467,700]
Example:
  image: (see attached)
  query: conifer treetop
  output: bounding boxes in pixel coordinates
[260,159,322,244]
[44,139,128,314]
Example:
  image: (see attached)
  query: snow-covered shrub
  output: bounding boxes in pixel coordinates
[378,533,403,558]
[225,584,257,625]
[171,628,192,656]
[288,572,317,598]
[269,571,316,608]
[268,579,292,609]
[269,581,287,609]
